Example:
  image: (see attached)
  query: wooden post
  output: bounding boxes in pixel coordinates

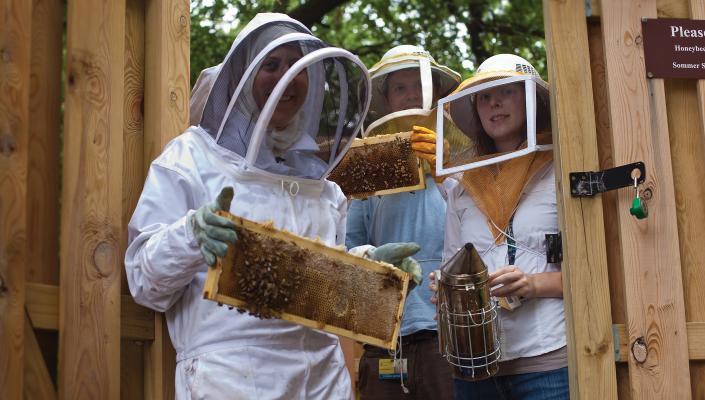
[144,0,190,167]
[59,0,126,399]
[0,1,33,399]
[600,1,691,398]
[667,4,705,399]
[27,0,63,285]
[143,1,190,398]
[586,18,634,399]
[123,0,148,398]
[690,0,705,183]
[543,1,618,399]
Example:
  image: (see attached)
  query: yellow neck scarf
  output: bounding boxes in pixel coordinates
[460,132,553,244]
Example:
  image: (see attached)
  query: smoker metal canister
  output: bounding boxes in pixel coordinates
[437,243,500,381]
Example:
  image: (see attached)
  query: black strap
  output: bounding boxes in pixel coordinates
[507,215,516,265]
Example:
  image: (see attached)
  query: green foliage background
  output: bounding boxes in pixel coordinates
[190,0,546,86]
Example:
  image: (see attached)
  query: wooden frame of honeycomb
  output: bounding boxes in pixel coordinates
[328,132,426,200]
[203,211,410,350]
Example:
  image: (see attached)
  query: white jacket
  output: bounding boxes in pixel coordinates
[125,127,350,399]
[442,162,566,361]
[124,10,372,398]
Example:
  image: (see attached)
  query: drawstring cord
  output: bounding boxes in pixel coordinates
[480,218,545,259]
[389,332,410,394]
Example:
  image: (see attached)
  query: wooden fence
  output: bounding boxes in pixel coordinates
[2,0,705,399]
[547,0,705,398]
[1,0,189,398]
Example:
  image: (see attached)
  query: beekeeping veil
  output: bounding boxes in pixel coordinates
[437,54,553,244]
[435,54,552,175]
[364,45,460,138]
[196,13,371,180]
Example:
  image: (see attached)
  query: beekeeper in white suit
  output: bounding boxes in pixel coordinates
[125,13,421,399]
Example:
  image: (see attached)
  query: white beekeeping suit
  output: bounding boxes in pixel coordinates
[125,13,370,399]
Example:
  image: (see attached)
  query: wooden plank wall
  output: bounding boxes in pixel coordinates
[1,0,190,398]
[0,1,33,399]
[24,0,65,397]
[586,17,634,400]
[59,0,126,399]
[600,1,692,399]
[142,1,190,399]
[660,1,705,398]
[542,1,618,399]
[123,0,148,398]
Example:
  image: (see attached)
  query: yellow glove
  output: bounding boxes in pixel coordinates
[411,125,450,183]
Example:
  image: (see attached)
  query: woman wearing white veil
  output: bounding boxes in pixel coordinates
[125,13,372,399]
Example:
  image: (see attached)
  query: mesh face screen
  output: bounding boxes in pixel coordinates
[215,223,406,342]
[328,134,421,198]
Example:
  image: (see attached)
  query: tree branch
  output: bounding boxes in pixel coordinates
[287,0,351,28]
[348,31,419,57]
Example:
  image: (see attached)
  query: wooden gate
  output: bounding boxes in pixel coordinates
[1,0,189,398]
[545,0,705,398]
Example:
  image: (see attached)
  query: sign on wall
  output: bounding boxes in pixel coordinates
[642,18,705,79]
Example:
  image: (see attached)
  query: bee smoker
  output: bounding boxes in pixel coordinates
[437,243,501,380]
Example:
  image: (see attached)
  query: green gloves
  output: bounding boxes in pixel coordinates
[190,187,238,266]
[368,242,423,288]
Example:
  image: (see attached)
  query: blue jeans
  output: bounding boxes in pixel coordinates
[454,367,569,400]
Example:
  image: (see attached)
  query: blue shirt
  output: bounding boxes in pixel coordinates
[346,175,445,336]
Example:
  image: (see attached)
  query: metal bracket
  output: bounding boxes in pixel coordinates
[570,162,645,197]
[545,233,563,264]
[612,325,621,361]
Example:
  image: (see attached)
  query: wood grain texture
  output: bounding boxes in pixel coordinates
[0,1,32,399]
[600,1,691,398]
[142,2,189,398]
[123,0,146,292]
[122,1,147,398]
[614,323,705,361]
[665,76,705,399]
[663,7,705,398]
[59,0,126,398]
[656,0,690,17]
[543,3,618,399]
[587,20,628,328]
[27,0,63,285]
[689,0,705,180]
[144,0,189,168]
[26,283,154,341]
[684,11,705,397]
[24,313,56,400]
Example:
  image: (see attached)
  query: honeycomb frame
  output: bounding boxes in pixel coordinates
[203,211,410,350]
[329,132,426,200]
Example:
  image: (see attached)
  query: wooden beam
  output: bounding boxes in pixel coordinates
[24,313,56,400]
[687,2,705,398]
[614,323,705,362]
[656,0,690,18]
[59,1,126,398]
[25,283,154,341]
[689,1,705,203]
[543,1,618,399]
[144,0,190,170]
[600,1,691,399]
[587,18,634,400]
[27,0,63,285]
[143,1,190,399]
[0,1,33,399]
[123,0,148,398]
